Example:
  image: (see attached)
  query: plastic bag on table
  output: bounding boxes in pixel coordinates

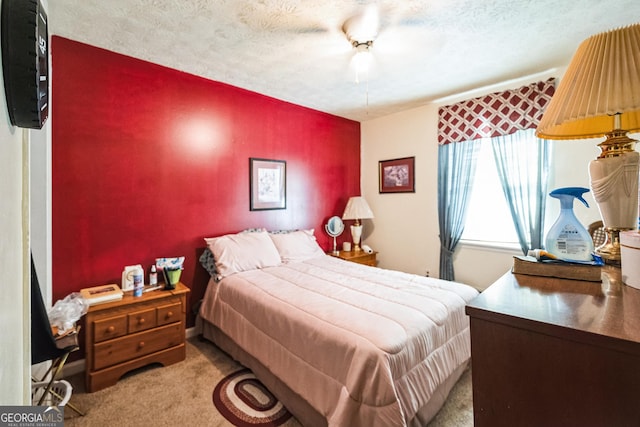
[48,292,90,334]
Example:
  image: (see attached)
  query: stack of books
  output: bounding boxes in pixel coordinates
[80,283,124,305]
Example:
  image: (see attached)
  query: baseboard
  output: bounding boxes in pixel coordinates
[63,358,85,378]
[63,326,199,378]
[186,325,200,339]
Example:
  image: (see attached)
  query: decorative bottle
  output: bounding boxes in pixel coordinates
[149,265,158,286]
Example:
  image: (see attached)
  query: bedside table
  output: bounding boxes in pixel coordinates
[84,282,190,392]
[329,250,377,266]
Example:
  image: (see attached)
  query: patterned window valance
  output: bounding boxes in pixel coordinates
[438,78,556,145]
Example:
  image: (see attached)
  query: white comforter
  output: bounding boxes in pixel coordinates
[199,255,478,427]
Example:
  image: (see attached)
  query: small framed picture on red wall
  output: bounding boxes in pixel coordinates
[379,156,415,193]
[250,158,287,210]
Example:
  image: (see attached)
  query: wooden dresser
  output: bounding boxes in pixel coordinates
[329,250,377,266]
[84,282,190,392]
[465,268,640,427]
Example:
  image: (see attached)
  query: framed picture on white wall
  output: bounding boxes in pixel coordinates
[379,156,415,193]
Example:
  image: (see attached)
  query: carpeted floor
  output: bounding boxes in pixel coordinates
[426,365,473,427]
[63,337,473,426]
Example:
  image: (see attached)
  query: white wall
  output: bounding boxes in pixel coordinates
[361,68,637,291]
[0,0,30,402]
[0,113,29,406]
[361,105,441,277]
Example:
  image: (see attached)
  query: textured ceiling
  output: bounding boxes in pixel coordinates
[49,0,640,122]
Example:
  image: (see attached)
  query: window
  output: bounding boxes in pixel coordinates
[437,79,555,279]
[462,129,550,249]
[462,137,520,246]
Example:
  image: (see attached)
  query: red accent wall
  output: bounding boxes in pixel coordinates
[51,36,360,326]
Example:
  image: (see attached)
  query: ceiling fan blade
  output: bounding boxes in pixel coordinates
[342,4,380,42]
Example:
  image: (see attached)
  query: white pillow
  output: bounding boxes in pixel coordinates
[269,229,326,263]
[205,230,281,278]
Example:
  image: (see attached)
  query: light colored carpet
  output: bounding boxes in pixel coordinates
[63,337,473,426]
[426,366,473,427]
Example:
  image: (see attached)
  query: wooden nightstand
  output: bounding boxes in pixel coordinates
[84,282,190,392]
[329,250,377,266]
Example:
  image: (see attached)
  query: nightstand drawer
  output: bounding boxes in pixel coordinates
[93,315,127,343]
[329,250,378,266]
[93,322,183,370]
[128,308,156,333]
[157,302,182,326]
[355,253,376,266]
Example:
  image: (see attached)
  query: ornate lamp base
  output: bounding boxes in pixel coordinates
[595,227,630,266]
[350,223,363,252]
[589,130,639,267]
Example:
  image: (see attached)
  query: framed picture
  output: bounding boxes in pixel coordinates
[250,158,286,210]
[379,156,415,193]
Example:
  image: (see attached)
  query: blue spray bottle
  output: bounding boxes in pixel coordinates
[545,187,594,261]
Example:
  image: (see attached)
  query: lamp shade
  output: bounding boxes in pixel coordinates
[342,196,374,220]
[536,23,640,140]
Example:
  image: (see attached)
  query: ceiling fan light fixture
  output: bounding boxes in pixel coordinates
[352,40,373,83]
[352,40,373,50]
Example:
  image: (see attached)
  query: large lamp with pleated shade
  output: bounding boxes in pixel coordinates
[536,23,640,265]
[342,196,374,251]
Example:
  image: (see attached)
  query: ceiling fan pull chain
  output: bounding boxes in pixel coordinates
[366,78,370,112]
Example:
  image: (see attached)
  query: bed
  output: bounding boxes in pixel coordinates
[198,229,478,427]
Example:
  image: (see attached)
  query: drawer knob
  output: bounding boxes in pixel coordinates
[138,341,145,349]
[166,311,173,318]
[107,326,115,333]
[138,318,145,324]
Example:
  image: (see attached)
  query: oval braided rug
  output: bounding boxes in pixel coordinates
[213,368,293,427]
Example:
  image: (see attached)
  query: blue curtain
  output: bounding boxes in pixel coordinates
[437,139,481,281]
[491,129,551,254]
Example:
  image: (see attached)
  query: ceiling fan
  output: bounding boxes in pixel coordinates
[340,3,429,83]
[342,5,378,82]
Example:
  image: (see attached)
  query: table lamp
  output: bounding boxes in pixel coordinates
[536,23,640,265]
[342,196,374,251]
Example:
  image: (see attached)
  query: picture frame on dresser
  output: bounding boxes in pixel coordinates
[379,156,415,193]
[249,158,286,211]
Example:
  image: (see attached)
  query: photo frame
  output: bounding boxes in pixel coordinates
[379,156,415,193]
[250,158,286,210]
